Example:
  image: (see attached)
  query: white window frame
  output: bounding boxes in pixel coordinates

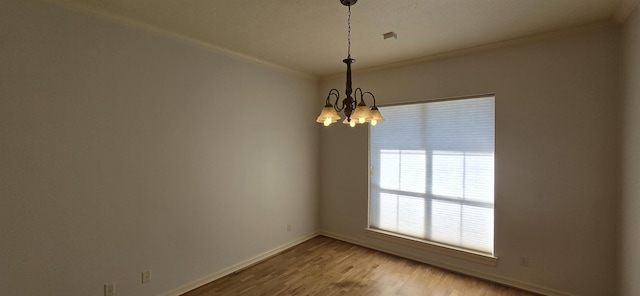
[366,95,497,265]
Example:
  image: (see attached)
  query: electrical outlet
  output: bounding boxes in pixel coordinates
[104,283,115,296]
[519,256,529,267]
[142,270,151,284]
[286,224,291,232]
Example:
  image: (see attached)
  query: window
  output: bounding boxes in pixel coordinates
[368,96,495,256]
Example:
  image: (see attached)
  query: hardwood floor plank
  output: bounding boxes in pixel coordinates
[182,236,539,296]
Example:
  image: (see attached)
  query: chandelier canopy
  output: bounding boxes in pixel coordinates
[316,0,385,127]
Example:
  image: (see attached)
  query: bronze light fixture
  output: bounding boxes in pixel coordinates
[316,0,385,127]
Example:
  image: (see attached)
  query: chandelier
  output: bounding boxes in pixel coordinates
[316,0,385,127]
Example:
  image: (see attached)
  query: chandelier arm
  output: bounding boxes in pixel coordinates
[325,88,340,105]
[362,91,377,106]
[354,87,364,103]
[330,89,346,112]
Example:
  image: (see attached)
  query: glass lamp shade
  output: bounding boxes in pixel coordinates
[351,104,372,124]
[316,106,341,126]
[366,107,385,126]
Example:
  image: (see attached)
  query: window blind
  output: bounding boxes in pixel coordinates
[369,96,495,255]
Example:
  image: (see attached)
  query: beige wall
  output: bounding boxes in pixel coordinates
[320,25,620,296]
[621,3,640,296]
[0,1,319,295]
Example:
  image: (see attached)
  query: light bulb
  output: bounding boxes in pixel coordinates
[371,119,377,126]
[350,121,356,127]
[359,117,366,124]
[324,117,332,126]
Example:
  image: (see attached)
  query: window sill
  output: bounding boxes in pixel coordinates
[364,228,498,266]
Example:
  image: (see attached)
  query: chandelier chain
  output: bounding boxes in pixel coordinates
[347,4,351,58]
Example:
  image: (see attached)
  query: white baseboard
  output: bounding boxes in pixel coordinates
[163,231,320,296]
[164,230,572,296]
[319,230,572,296]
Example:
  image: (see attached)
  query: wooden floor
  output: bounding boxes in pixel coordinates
[183,236,538,296]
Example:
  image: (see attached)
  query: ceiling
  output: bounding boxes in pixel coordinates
[45,0,635,77]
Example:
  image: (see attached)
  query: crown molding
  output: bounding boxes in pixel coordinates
[615,0,640,23]
[38,0,315,80]
[320,21,615,81]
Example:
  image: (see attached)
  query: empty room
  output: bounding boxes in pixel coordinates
[2,0,640,295]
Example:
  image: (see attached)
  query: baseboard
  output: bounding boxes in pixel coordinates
[163,231,320,296]
[165,230,572,296]
[319,230,572,296]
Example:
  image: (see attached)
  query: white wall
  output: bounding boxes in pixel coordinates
[320,25,620,296]
[621,3,640,296]
[0,1,319,295]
